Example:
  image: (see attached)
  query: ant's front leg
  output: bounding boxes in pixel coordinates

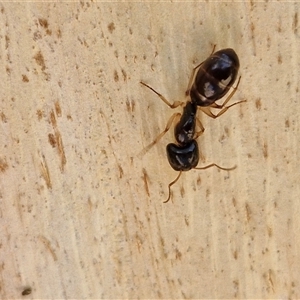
[138,112,181,157]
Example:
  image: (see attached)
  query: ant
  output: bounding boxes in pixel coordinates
[140,47,246,203]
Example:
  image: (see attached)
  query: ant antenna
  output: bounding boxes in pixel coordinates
[194,163,236,171]
[164,163,236,203]
[164,171,182,203]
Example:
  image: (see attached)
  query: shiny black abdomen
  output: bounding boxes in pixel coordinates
[190,48,239,107]
[166,140,199,171]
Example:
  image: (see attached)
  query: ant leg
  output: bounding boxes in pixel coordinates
[210,100,247,118]
[193,117,205,139]
[140,82,184,108]
[208,44,217,56]
[185,45,216,96]
[200,99,247,119]
[194,163,236,171]
[138,112,181,157]
[163,171,182,203]
[200,76,246,119]
[186,63,204,96]
[211,76,242,109]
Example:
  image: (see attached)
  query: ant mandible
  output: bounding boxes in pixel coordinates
[140,47,246,203]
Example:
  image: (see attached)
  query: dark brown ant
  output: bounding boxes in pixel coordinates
[140,47,245,203]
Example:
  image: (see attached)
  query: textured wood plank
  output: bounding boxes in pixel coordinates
[0,2,299,299]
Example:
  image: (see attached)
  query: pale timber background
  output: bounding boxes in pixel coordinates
[0,2,299,299]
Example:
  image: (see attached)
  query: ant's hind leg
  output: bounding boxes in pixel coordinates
[200,76,246,119]
[193,117,205,139]
[208,99,247,119]
[214,76,242,108]
[185,45,216,96]
[138,112,181,157]
[200,99,246,119]
[211,76,242,110]
[140,82,184,109]
[163,171,182,203]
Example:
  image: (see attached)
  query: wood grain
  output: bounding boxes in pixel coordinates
[0,2,299,299]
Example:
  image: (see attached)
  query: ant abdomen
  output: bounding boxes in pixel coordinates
[190,48,240,107]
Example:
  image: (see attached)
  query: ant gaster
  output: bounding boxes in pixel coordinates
[140,47,246,203]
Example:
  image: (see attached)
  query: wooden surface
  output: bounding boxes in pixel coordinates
[1,2,300,299]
